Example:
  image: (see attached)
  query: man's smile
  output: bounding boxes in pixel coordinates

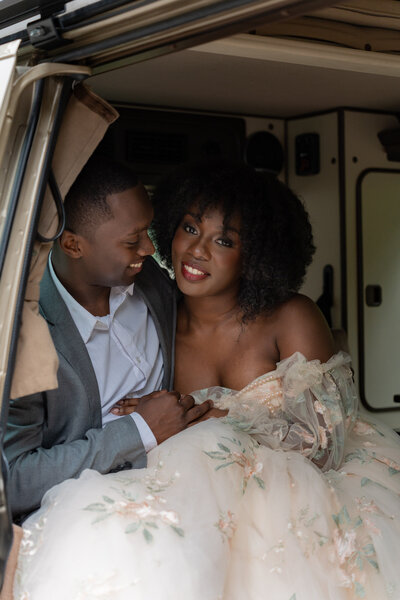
[128,261,144,272]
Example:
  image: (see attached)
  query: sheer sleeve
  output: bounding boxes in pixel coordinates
[191,352,358,471]
[272,352,358,470]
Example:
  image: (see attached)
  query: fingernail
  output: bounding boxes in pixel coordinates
[111,408,119,414]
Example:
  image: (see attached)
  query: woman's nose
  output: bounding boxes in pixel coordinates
[190,239,211,260]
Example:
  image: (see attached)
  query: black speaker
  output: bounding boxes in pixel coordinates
[244,131,284,175]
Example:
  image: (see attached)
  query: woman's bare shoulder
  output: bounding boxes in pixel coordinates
[275,293,321,317]
[274,294,335,362]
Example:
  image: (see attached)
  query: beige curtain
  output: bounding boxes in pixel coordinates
[10,83,118,399]
[0,525,23,600]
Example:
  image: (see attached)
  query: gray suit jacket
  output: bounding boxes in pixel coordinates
[5,257,177,522]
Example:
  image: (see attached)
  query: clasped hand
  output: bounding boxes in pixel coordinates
[110,390,227,444]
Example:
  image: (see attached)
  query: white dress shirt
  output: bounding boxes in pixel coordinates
[49,257,163,452]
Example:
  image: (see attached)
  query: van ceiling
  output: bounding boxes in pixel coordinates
[89,32,400,118]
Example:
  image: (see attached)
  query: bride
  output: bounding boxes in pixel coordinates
[14,160,400,600]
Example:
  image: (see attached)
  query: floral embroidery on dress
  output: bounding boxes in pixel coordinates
[215,510,237,542]
[344,447,400,477]
[263,500,381,599]
[263,506,331,580]
[204,435,265,493]
[84,464,184,542]
[331,505,380,598]
[286,506,331,556]
[353,420,385,437]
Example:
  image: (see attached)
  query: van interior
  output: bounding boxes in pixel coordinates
[0,0,400,593]
[81,1,400,430]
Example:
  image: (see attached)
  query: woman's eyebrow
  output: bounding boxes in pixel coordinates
[184,211,240,234]
[186,211,202,221]
[225,225,240,234]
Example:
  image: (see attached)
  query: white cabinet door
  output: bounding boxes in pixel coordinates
[358,169,400,411]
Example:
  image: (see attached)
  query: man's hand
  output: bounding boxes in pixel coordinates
[111,390,213,444]
[187,407,228,426]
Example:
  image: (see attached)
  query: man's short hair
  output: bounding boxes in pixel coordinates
[64,155,139,238]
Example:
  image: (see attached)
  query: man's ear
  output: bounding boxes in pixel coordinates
[59,230,85,259]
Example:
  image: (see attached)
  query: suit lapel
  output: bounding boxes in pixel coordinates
[40,266,102,428]
[135,259,176,390]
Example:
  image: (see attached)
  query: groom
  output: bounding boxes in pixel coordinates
[5,156,212,523]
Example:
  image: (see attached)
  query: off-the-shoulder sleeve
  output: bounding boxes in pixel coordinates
[191,352,358,471]
[272,352,358,470]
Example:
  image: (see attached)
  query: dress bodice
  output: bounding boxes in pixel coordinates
[191,352,358,472]
[191,370,283,414]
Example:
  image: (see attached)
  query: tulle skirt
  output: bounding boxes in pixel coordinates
[14,416,400,600]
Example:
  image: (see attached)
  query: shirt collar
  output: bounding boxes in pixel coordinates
[112,283,134,297]
[48,253,135,343]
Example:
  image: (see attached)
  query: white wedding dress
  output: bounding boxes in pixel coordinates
[14,353,400,600]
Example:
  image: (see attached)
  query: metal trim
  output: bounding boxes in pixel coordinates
[0,79,45,278]
[0,78,71,591]
[47,0,339,66]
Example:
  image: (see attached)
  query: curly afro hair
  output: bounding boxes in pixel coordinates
[152,158,315,321]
